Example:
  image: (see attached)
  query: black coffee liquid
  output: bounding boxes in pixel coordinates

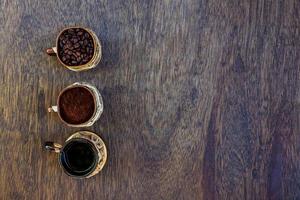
[61,140,97,176]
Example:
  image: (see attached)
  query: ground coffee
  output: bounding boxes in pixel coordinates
[58,28,94,66]
[59,87,95,124]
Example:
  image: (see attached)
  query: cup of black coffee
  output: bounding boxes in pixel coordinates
[45,131,107,178]
[48,82,103,127]
[46,26,101,71]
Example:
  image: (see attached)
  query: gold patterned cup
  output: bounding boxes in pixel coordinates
[48,82,103,127]
[45,131,107,179]
[46,26,101,71]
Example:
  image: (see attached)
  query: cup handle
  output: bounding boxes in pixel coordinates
[45,142,62,153]
[46,47,57,56]
[48,105,58,113]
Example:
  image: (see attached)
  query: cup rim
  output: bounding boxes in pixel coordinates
[59,138,99,178]
[55,26,98,69]
[56,85,97,126]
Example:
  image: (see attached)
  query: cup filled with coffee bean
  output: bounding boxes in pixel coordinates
[48,82,103,127]
[46,26,101,71]
[45,131,107,178]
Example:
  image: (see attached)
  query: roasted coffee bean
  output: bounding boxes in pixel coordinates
[67,29,74,34]
[57,28,94,66]
[64,43,70,49]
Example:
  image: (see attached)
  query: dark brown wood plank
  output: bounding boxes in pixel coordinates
[0,0,299,199]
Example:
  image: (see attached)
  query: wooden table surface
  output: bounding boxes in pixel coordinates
[0,0,299,199]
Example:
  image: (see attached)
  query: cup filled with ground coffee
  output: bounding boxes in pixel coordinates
[48,82,103,127]
[46,26,101,71]
[45,131,107,178]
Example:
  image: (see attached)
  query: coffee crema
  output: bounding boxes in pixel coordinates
[59,87,95,125]
[57,28,94,66]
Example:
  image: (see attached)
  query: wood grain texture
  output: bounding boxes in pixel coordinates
[0,0,299,199]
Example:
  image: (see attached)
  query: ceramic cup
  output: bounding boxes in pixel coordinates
[48,82,103,127]
[46,26,101,71]
[45,131,107,179]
